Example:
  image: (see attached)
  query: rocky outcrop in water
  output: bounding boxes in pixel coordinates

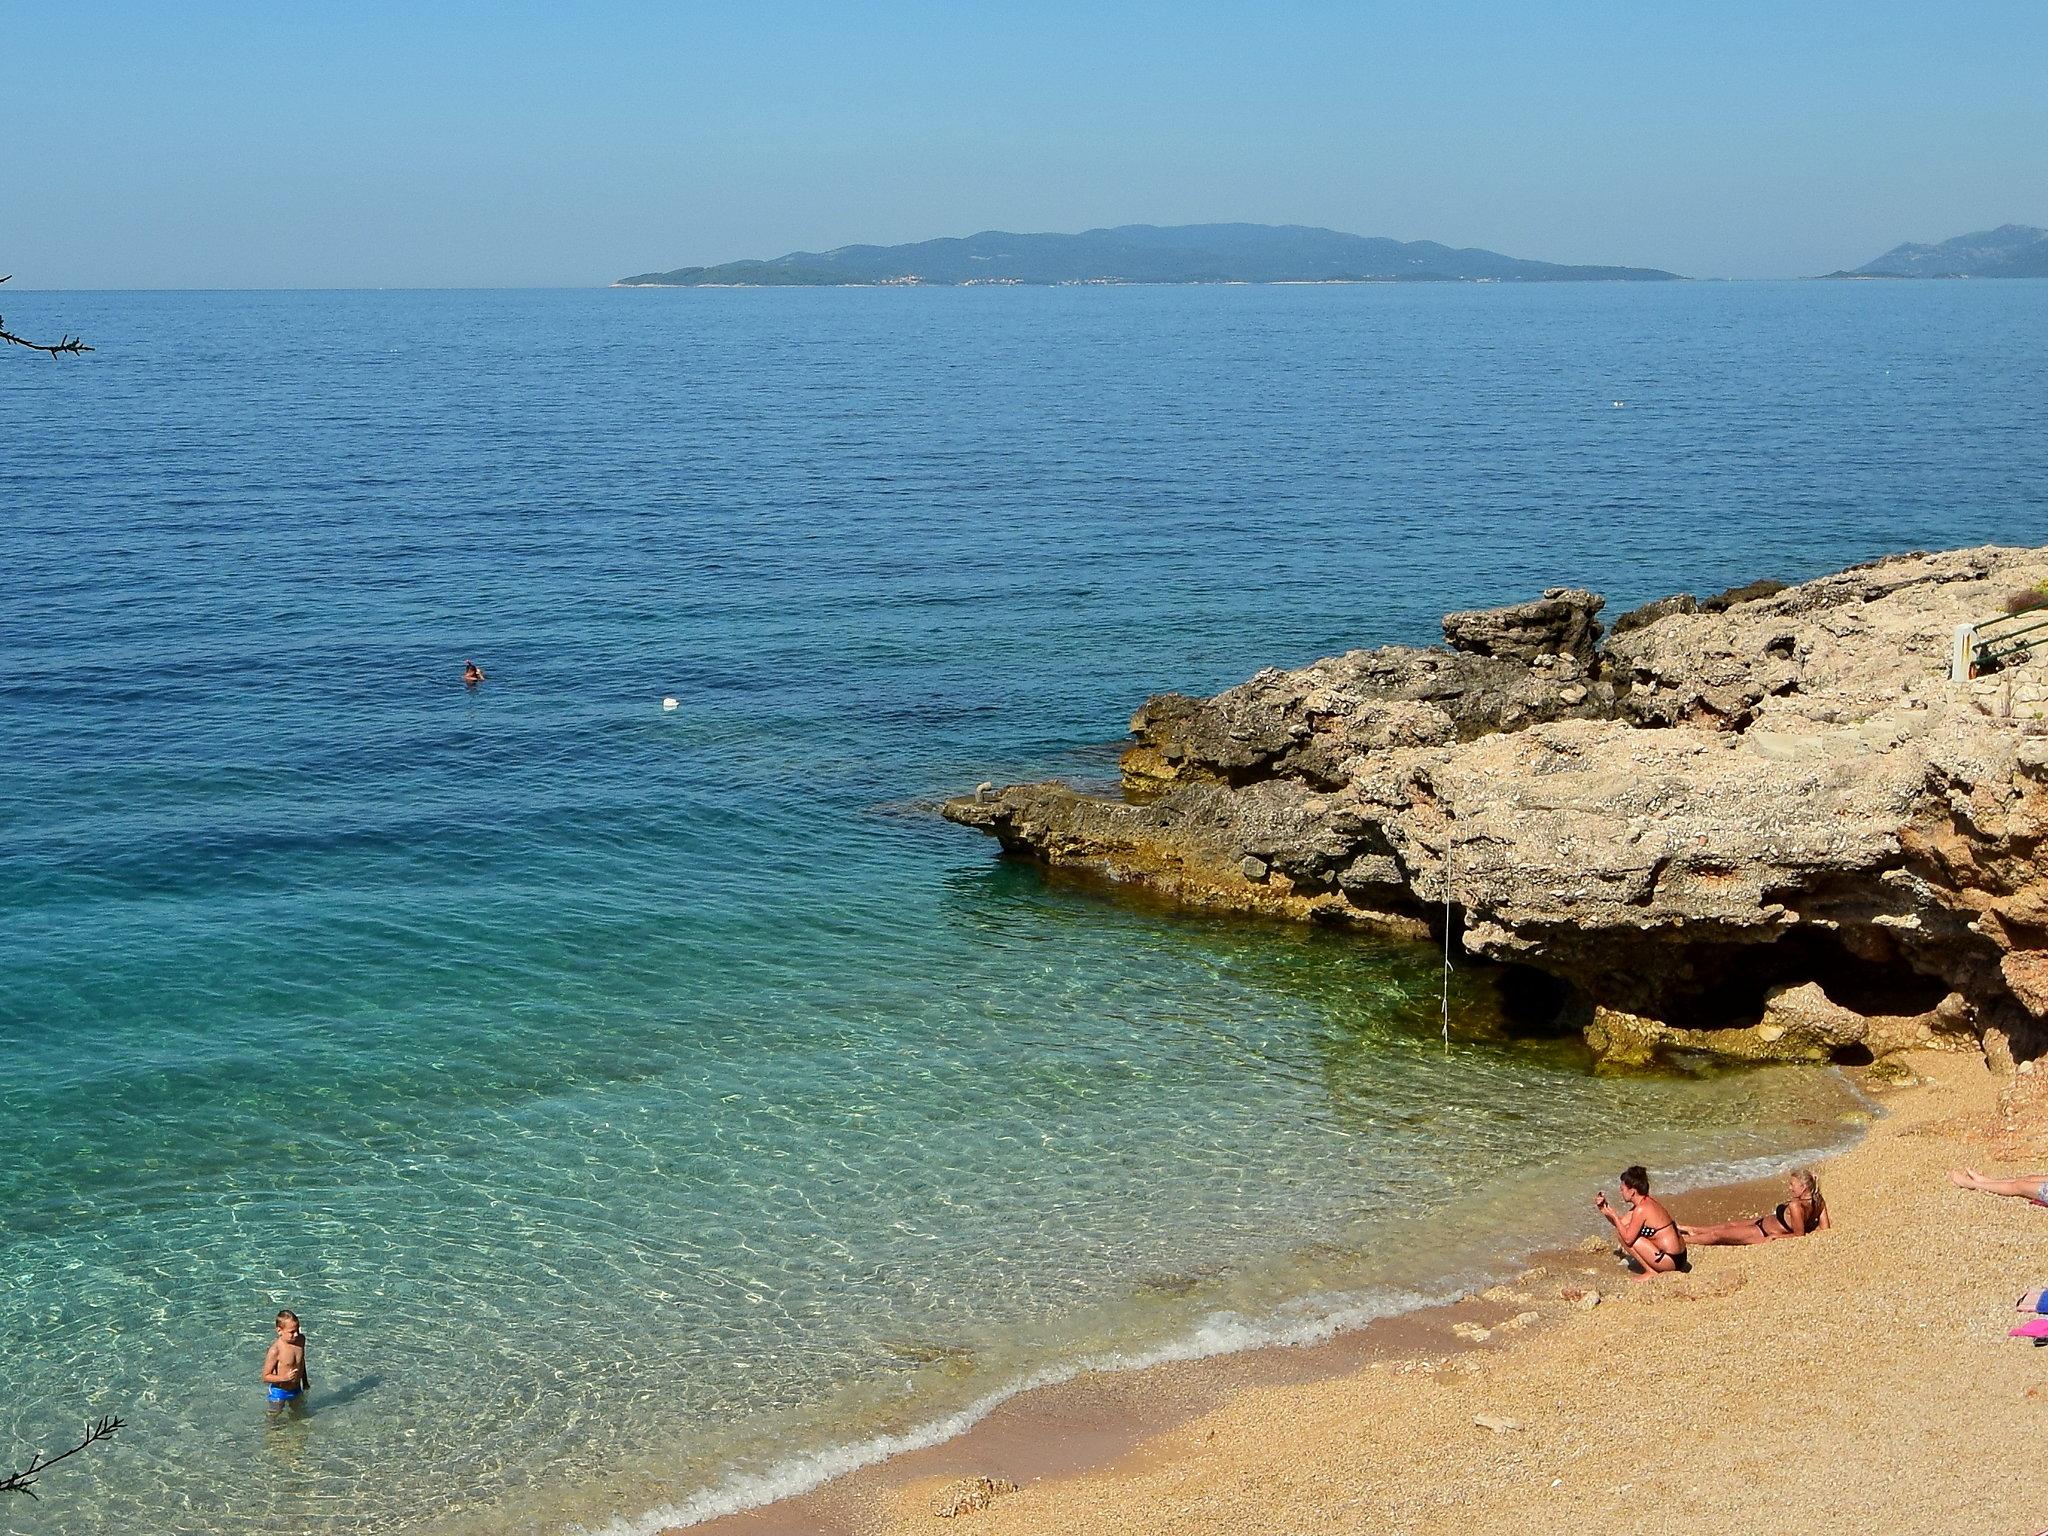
[945,547,2048,1069]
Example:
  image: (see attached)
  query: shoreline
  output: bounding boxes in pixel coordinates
[674,1050,2044,1536]
[605,276,1682,290]
[655,1083,1875,1535]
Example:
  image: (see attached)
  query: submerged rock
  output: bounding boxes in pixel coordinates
[945,546,2048,1067]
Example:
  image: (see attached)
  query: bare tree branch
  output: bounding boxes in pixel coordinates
[0,276,93,357]
[1,1417,124,1499]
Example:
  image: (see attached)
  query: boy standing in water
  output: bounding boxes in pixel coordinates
[263,1310,309,1409]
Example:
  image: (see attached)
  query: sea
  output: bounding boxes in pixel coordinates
[2,278,2044,1535]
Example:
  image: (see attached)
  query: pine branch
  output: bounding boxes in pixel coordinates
[0,276,93,357]
[1,1417,124,1499]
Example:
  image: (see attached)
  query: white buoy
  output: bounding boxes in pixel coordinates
[1612,400,1625,408]
[661,697,679,712]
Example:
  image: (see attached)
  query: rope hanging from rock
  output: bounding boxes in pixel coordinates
[1441,830,1455,1046]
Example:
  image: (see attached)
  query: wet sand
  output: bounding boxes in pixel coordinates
[689,1052,2048,1536]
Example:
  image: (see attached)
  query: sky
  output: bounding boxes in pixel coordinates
[5,1,2045,287]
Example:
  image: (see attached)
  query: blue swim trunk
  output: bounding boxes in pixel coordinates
[267,1385,301,1404]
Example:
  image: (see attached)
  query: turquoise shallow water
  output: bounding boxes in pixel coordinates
[2,281,2044,1533]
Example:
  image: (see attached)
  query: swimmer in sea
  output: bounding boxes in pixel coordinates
[263,1309,309,1410]
[463,660,485,686]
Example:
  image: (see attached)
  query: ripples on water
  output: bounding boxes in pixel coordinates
[1,282,2043,1533]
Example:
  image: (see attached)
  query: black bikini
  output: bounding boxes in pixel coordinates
[1754,1201,1797,1238]
[1636,1220,1690,1272]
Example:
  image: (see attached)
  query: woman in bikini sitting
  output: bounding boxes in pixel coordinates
[1680,1168,1829,1246]
[1593,1165,1689,1276]
[1946,1168,2048,1206]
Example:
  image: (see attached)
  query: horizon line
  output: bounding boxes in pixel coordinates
[12,276,1928,293]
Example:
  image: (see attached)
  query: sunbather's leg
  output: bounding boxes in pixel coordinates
[1679,1217,1773,1246]
[1948,1168,2048,1203]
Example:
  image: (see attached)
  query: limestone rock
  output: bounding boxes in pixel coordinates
[1584,1008,1666,1069]
[945,547,2048,1066]
[932,1476,1018,1518]
[1588,986,1974,1067]
[1443,587,1605,664]
[1609,592,1699,638]
[1756,981,1975,1059]
[1702,577,1791,612]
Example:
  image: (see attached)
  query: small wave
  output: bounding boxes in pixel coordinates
[570,1285,1444,1535]
[1661,1072,1876,1195]
[576,1093,1873,1536]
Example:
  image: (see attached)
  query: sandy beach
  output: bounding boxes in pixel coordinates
[697,1051,2048,1536]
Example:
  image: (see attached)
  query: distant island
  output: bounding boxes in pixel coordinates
[615,223,1683,287]
[1823,223,2048,279]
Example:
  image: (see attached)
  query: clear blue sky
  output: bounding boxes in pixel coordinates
[8,1,2044,287]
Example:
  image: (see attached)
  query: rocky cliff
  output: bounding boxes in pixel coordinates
[945,547,2048,1070]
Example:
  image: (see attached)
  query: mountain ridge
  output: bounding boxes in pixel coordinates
[1825,223,2048,279]
[616,222,1683,287]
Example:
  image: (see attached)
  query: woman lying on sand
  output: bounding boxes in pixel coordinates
[1681,1169,1829,1246]
[1946,1168,2048,1206]
[1594,1165,1689,1275]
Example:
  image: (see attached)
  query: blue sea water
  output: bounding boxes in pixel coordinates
[2,280,2044,1534]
